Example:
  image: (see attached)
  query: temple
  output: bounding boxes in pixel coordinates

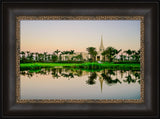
[61,35,105,61]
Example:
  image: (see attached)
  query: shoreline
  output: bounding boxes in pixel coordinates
[20,62,140,71]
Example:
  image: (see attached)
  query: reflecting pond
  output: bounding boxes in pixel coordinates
[20,68,141,100]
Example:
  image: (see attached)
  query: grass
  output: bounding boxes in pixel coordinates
[20,62,140,71]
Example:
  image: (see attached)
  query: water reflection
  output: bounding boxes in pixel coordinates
[20,68,141,99]
[20,68,140,90]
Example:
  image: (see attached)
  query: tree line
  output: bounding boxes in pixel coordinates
[20,47,140,63]
[21,68,140,85]
[20,49,82,63]
[87,46,140,62]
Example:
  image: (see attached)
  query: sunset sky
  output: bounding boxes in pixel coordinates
[20,20,140,53]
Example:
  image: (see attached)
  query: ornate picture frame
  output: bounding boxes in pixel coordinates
[16,16,144,104]
[1,0,159,118]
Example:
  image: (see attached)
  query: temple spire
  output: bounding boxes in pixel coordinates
[99,35,104,51]
[97,73,104,93]
[99,78,103,93]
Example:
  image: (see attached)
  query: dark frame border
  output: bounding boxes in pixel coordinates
[1,0,159,118]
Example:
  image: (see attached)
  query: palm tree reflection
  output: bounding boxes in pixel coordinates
[20,68,141,91]
[61,73,74,79]
[51,68,60,79]
[123,75,136,84]
[26,72,33,78]
[101,70,121,85]
[86,72,97,85]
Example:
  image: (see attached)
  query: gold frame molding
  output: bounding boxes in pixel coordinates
[16,16,144,103]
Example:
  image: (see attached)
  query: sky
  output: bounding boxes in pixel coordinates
[20,20,140,53]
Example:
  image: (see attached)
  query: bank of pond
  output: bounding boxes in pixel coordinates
[20,62,140,71]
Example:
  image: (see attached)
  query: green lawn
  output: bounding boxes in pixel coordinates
[20,62,140,71]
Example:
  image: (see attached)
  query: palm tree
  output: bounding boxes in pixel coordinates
[123,55,127,61]
[124,49,132,61]
[86,47,97,62]
[60,51,66,61]
[26,51,30,61]
[113,49,121,62]
[76,54,83,61]
[60,51,65,55]
[101,50,107,61]
[54,49,60,55]
[120,54,124,62]
[114,49,122,54]
[51,53,58,62]
[47,54,51,62]
[29,53,34,62]
[65,56,69,61]
[35,52,39,62]
[68,50,75,61]
[65,51,70,55]
[20,51,25,62]
[71,56,76,61]
[38,53,44,62]
[70,50,75,55]
[43,52,47,62]
[59,54,62,61]
[134,49,140,62]
[93,51,97,61]
[20,51,25,58]
[61,51,71,61]
[54,49,60,61]
[105,47,121,62]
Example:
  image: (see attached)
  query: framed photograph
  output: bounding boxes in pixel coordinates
[1,0,159,118]
[17,16,144,103]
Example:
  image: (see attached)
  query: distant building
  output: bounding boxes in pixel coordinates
[61,35,105,61]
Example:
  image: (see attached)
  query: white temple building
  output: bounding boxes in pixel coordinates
[61,36,105,61]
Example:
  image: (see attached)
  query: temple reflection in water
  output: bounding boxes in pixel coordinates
[20,68,140,93]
